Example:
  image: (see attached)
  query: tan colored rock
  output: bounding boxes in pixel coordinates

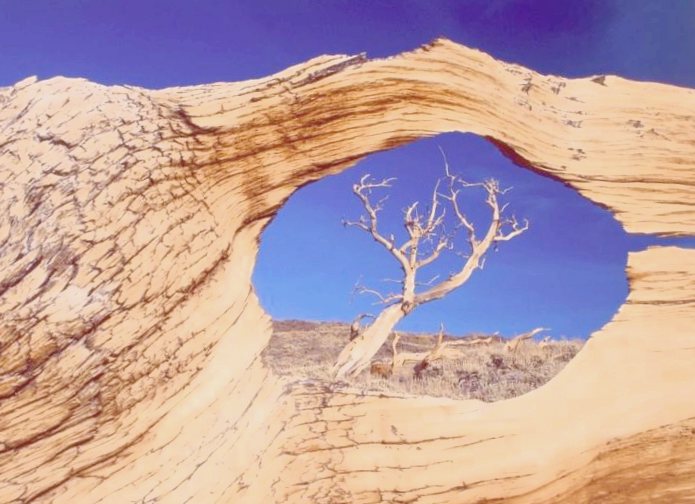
[0,39,693,502]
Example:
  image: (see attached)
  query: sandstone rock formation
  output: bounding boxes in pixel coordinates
[1,39,694,503]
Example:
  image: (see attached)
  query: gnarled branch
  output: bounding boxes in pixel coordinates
[343,175,411,272]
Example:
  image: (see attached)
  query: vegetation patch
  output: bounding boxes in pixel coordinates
[263,320,583,402]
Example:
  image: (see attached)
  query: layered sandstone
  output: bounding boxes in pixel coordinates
[1,39,694,503]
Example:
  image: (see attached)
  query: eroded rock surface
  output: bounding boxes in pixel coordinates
[1,39,694,502]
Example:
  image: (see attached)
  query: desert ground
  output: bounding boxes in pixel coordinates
[264,320,582,401]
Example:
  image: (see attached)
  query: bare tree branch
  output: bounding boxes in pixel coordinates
[437,152,481,250]
[416,237,450,268]
[495,215,530,242]
[425,178,443,230]
[349,313,375,341]
[414,274,440,287]
[504,327,549,352]
[414,175,525,305]
[390,322,472,378]
[381,277,404,284]
[442,188,477,248]
[354,282,403,305]
[345,174,412,272]
[391,331,401,370]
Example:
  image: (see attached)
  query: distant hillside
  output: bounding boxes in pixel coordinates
[264,320,582,402]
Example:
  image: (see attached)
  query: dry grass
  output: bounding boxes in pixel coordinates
[263,320,584,402]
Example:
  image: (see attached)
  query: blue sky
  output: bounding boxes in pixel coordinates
[1,1,693,338]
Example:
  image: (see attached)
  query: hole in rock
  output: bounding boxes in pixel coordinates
[254,133,676,401]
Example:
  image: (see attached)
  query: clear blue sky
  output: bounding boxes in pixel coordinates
[2,1,693,338]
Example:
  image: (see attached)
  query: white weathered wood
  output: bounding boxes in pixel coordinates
[1,39,694,503]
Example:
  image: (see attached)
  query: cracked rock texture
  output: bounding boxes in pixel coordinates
[1,39,694,503]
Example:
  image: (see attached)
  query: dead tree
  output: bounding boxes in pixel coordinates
[389,324,464,378]
[504,327,549,353]
[538,335,553,351]
[446,333,499,348]
[368,330,402,379]
[390,331,434,371]
[412,324,449,378]
[333,157,528,379]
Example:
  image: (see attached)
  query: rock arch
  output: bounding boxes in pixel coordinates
[1,39,694,502]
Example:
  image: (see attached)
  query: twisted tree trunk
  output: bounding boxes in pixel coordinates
[1,39,694,503]
[334,303,406,378]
